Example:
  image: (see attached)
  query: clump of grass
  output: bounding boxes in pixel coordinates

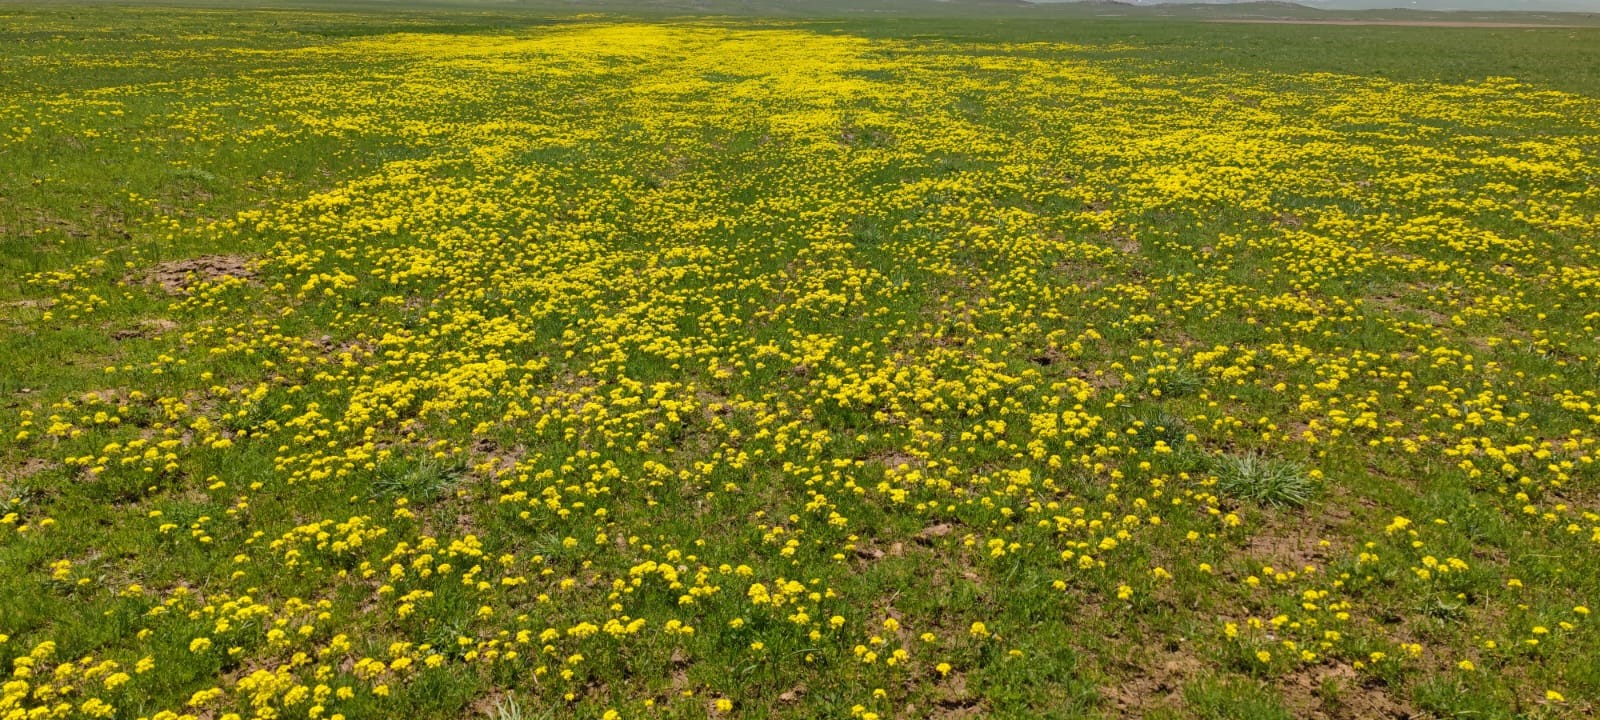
[371,458,466,503]
[1212,452,1316,508]
[425,616,473,659]
[168,166,220,184]
[489,697,525,720]
[1148,366,1203,398]
[0,485,39,515]
[1127,408,1189,449]
[489,697,551,720]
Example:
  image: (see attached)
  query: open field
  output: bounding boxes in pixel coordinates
[3,3,1600,719]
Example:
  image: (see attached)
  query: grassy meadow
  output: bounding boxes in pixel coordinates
[2,2,1600,718]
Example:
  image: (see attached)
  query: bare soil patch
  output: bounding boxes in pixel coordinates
[2,457,52,484]
[112,318,180,340]
[141,255,255,294]
[1280,662,1417,719]
[1103,651,1201,714]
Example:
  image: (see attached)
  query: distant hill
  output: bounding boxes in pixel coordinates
[1055,0,1599,12]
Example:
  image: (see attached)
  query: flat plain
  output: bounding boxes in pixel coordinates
[3,2,1600,718]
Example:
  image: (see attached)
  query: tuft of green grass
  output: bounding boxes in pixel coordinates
[371,458,466,503]
[490,697,524,720]
[1212,452,1317,508]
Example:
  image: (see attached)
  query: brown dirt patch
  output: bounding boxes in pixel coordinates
[853,541,907,566]
[928,672,985,719]
[778,684,806,705]
[1103,650,1203,715]
[2,458,53,499]
[141,255,255,294]
[1242,501,1353,572]
[469,437,525,479]
[1074,367,1123,390]
[4,457,52,479]
[1098,228,1140,254]
[2,299,54,310]
[1280,662,1417,719]
[1364,292,1450,327]
[1244,526,1337,572]
[916,523,956,544]
[873,451,926,472]
[927,699,985,719]
[469,692,516,719]
[112,318,180,340]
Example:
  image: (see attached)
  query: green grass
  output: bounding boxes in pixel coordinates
[2,2,1599,719]
[1212,453,1317,508]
